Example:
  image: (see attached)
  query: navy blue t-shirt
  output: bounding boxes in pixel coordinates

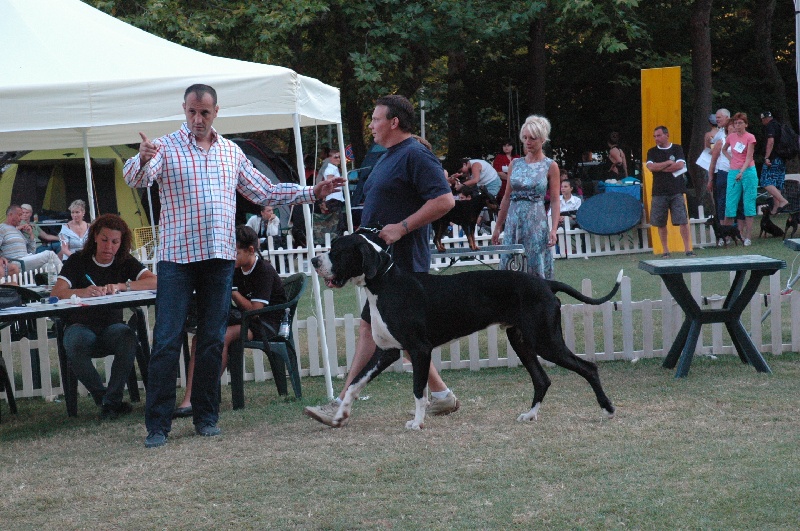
[360,137,451,273]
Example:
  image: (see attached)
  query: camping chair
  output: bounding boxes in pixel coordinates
[228,273,307,408]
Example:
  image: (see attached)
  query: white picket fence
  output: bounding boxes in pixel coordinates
[3,262,798,404]
[3,206,794,405]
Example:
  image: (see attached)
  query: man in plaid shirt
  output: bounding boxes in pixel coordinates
[124,84,344,448]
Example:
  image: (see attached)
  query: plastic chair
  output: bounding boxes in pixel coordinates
[228,273,307,408]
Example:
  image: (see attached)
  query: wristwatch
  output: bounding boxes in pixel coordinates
[126,279,132,292]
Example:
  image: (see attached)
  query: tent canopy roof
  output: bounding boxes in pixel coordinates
[0,0,341,151]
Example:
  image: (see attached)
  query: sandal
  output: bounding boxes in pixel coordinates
[685,251,697,257]
[661,253,671,258]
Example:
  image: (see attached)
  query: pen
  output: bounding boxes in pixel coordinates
[85,274,97,286]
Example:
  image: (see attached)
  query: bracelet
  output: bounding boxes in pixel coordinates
[126,279,132,292]
[401,220,410,234]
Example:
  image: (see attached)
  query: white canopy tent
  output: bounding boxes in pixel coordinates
[0,0,347,397]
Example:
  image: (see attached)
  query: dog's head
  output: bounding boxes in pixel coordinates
[704,216,717,226]
[761,205,772,216]
[311,232,390,288]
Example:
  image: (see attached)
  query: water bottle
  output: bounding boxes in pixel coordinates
[45,254,57,286]
[278,308,291,339]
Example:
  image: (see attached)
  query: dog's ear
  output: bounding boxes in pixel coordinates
[358,238,382,279]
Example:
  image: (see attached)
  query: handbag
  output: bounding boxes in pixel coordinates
[0,288,22,309]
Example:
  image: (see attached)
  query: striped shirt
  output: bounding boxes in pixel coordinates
[0,223,35,259]
[124,124,315,263]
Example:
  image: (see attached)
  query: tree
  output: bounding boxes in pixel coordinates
[688,0,713,211]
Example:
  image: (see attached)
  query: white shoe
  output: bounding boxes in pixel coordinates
[743,238,752,246]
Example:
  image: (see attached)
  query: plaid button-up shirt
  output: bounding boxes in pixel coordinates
[124,124,314,263]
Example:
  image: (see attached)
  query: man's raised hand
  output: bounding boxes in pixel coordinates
[138,132,157,165]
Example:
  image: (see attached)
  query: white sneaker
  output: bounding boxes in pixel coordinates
[743,238,752,246]
[427,391,461,416]
[303,400,348,427]
[717,239,724,247]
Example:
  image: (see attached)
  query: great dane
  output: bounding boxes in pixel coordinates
[310,232,621,430]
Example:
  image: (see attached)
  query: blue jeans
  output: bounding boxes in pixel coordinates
[63,323,137,405]
[145,259,234,435]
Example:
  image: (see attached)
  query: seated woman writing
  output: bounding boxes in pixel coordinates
[51,214,157,419]
[174,225,286,418]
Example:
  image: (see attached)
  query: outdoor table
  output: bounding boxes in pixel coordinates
[430,244,527,273]
[784,238,800,251]
[0,290,156,416]
[639,255,785,378]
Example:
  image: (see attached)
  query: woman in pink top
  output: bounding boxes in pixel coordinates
[722,112,757,244]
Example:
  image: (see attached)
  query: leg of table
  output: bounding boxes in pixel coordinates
[674,320,703,378]
[726,320,772,373]
[663,317,692,369]
[133,308,150,389]
[723,270,775,374]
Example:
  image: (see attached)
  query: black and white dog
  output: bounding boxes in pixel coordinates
[310,232,621,430]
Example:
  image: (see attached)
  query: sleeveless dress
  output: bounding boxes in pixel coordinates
[499,157,554,280]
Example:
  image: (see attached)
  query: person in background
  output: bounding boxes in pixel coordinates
[19,203,60,254]
[174,225,286,418]
[124,83,344,448]
[50,214,157,419]
[457,157,502,199]
[492,140,520,202]
[246,205,281,250]
[707,108,731,222]
[58,199,89,261]
[722,113,758,245]
[0,204,63,272]
[606,132,628,179]
[760,111,790,214]
[491,115,560,279]
[645,126,695,258]
[549,179,582,226]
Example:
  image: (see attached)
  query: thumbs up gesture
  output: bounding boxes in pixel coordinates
[138,132,158,165]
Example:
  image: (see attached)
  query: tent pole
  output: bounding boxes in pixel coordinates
[294,114,334,399]
[337,123,354,233]
[81,130,97,220]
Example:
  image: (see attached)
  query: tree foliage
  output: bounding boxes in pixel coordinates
[85,0,797,178]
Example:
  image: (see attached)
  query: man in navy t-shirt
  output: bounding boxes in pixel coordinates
[305,95,459,426]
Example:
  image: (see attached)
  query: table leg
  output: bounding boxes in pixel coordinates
[674,320,703,378]
[726,320,772,373]
[723,271,773,374]
[663,317,691,369]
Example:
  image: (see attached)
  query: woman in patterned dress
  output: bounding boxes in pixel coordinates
[491,115,560,279]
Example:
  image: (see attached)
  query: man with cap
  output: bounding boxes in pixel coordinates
[760,111,790,214]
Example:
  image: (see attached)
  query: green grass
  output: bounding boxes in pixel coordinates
[2,353,799,529]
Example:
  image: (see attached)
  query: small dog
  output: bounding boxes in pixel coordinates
[759,206,785,238]
[432,185,498,252]
[705,215,743,246]
[785,211,799,239]
[309,231,620,430]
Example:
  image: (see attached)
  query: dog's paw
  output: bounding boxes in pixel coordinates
[516,404,540,422]
[603,408,615,419]
[405,420,424,430]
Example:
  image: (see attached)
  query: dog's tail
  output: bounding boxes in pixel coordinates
[547,270,623,305]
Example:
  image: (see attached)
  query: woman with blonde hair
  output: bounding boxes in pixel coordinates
[491,115,560,279]
[59,199,89,260]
